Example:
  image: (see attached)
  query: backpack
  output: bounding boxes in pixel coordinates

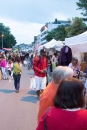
[13,63,21,75]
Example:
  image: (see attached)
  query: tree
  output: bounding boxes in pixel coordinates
[46,25,67,42]
[45,30,55,42]
[0,23,17,48]
[66,17,87,37]
[76,0,87,20]
[54,25,67,41]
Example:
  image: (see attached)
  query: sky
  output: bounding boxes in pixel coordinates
[0,0,82,45]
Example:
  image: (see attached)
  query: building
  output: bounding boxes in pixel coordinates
[40,19,70,45]
[32,19,70,48]
[31,36,38,49]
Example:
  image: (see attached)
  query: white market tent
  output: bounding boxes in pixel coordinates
[43,39,63,49]
[65,31,87,53]
[38,39,63,52]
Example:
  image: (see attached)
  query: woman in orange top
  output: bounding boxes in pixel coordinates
[38,66,73,123]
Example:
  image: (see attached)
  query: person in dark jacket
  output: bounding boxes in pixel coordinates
[60,46,72,66]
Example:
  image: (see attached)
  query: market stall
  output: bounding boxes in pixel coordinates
[65,31,87,53]
[3,48,12,52]
[34,44,42,51]
[0,49,4,53]
[43,39,63,49]
[37,39,63,56]
[65,31,87,72]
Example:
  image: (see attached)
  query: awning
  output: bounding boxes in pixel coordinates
[3,48,12,51]
[65,31,87,53]
[43,39,63,49]
[0,49,4,53]
[34,44,42,51]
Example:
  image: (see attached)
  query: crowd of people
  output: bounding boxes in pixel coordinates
[36,77,87,130]
[0,49,87,130]
[32,49,87,130]
[0,51,22,93]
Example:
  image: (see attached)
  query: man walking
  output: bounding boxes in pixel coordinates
[33,49,47,97]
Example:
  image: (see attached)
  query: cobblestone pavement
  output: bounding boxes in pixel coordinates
[0,66,39,130]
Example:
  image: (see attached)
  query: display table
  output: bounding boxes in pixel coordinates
[80,63,87,72]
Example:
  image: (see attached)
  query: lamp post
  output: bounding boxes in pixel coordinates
[2,34,4,48]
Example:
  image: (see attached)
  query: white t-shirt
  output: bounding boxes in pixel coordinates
[51,55,57,63]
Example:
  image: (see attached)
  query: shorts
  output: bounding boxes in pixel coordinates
[35,76,46,90]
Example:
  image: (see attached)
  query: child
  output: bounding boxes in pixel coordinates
[8,59,13,79]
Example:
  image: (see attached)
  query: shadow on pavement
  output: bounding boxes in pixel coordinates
[27,90,36,95]
[21,96,39,103]
[0,89,15,93]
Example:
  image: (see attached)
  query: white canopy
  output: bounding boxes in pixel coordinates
[65,31,87,62]
[65,31,87,53]
[43,39,63,49]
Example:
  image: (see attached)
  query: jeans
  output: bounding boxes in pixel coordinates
[13,74,21,90]
[1,67,8,79]
[47,66,51,76]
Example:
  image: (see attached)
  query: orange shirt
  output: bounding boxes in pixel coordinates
[38,81,58,123]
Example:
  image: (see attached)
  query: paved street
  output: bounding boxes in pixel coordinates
[0,66,39,130]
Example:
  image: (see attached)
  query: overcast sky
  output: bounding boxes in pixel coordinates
[0,0,81,44]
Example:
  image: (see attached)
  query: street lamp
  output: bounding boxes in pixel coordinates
[2,34,4,48]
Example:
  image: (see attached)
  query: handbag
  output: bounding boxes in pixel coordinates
[44,107,51,130]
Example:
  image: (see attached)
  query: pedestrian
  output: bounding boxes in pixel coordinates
[37,66,73,123]
[51,53,58,71]
[0,54,8,80]
[33,49,48,97]
[36,78,87,130]
[68,57,80,77]
[8,59,13,79]
[13,56,22,93]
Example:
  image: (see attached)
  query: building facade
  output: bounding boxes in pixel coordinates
[32,19,70,48]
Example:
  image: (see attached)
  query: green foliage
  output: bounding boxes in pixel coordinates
[46,17,87,42]
[0,23,17,48]
[76,0,87,20]
[46,30,55,42]
[46,25,67,42]
[66,17,87,37]
[54,25,67,41]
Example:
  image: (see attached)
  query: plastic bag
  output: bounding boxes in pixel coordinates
[23,60,27,65]
[29,76,36,90]
[85,79,87,89]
